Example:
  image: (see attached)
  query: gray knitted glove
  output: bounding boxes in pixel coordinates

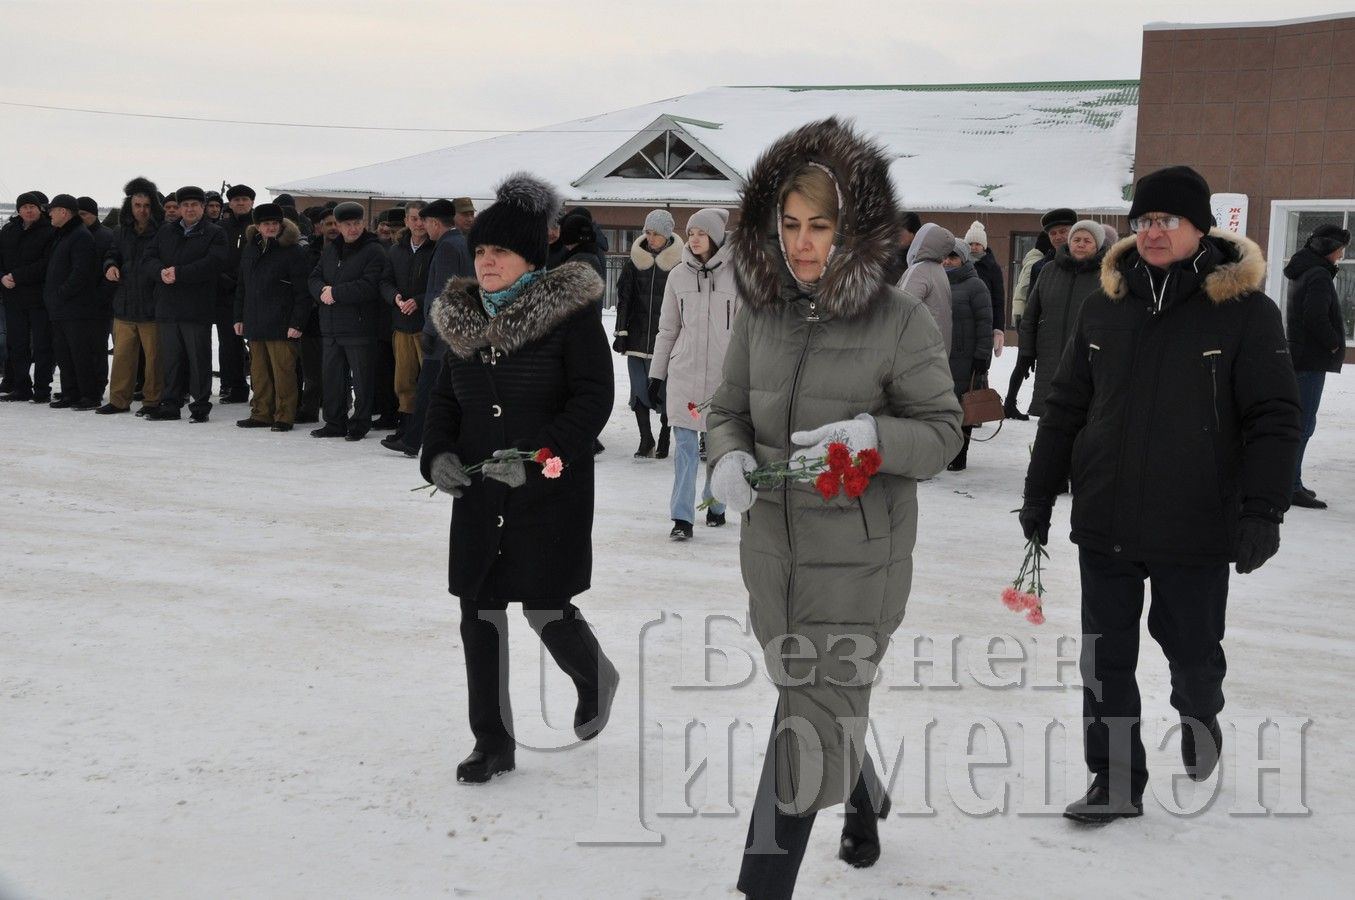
[431,453,472,498]
[482,449,527,488]
[709,450,757,515]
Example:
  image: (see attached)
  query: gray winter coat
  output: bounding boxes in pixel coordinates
[707,118,963,816]
[649,241,739,430]
[945,259,994,389]
[897,222,954,351]
[1019,245,1105,416]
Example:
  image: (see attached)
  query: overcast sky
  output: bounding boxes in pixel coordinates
[1,0,1348,206]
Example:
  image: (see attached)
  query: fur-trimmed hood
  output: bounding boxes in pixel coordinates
[430,260,604,360]
[629,234,683,272]
[244,218,301,249]
[731,117,900,321]
[1100,228,1266,305]
[118,176,163,232]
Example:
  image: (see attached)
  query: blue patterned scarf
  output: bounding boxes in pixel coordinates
[480,269,544,318]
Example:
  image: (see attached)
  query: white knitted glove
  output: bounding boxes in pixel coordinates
[789,413,878,462]
[431,453,472,498]
[709,451,757,515]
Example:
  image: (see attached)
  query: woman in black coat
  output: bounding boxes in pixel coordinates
[420,173,618,785]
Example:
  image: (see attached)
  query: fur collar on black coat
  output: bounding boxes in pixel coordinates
[430,260,605,360]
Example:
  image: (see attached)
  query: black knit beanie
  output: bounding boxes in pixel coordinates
[468,172,560,269]
[1128,166,1213,233]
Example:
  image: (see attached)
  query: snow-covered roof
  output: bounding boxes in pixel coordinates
[270,81,1139,214]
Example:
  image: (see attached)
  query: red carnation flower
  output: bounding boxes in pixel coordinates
[533,448,553,464]
[842,466,870,498]
[814,471,841,500]
[856,448,882,476]
[826,442,853,473]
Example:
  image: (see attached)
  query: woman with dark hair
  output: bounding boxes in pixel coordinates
[706,119,962,898]
[421,172,619,784]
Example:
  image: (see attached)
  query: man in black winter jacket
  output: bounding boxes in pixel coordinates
[0,192,57,401]
[379,200,434,448]
[44,195,106,409]
[215,184,256,403]
[102,178,163,414]
[143,186,228,422]
[307,201,387,440]
[1021,167,1300,825]
[1284,224,1349,509]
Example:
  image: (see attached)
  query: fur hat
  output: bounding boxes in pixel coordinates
[686,208,729,247]
[48,194,80,213]
[1069,219,1106,247]
[76,196,99,216]
[643,209,675,238]
[333,201,365,223]
[421,199,455,221]
[123,177,157,199]
[963,220,988,248]
[467,172,560,268]
[1128,165,1212,234]
[252,203,284,224]
[15,191,45,209]
[1306,224,1351,256]
[383,207,406,227]
[176,185,206,204]
[225,184,256,200]
[558,209,596,247]
[204,190,223,203]
[1041,208,1078,231]
[274,193,295,207]
[162,191,178,204]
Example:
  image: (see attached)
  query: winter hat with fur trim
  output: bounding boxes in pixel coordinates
[686,208,729,247]
[467,172,560,269]
[1069,219,1106,248]
[251,203,284,224]
[333,201,365,223]
[643,209,675,238]
[1306,224,1351,256]
[963,220,988,248]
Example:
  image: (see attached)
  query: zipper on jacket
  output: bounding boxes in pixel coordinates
[780,320,814,810]
[1203,350,1221,432]
[1088,342,1100,365]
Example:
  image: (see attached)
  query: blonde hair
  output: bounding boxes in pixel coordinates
[778,164,839,223]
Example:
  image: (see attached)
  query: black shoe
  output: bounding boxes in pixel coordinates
[593,438,605,455]
[1063,784,1143,825]
[236,417,272,428]
[371,413,400,431]
[1004,405,1030,421]
[655,426,670,459]
[310,424,347,438]
[270,422,294,432]
[144,406,181,421]
[218,391,247,404]
[1,392,34,402]
[345,428,369,442]
[1290,490,1327,510]
[456,748,515,784]
[189,411,209,423]
[135,405,156,418]
[72,398,101,411]
[946,453,968,471]
[1181,716,1222,781]
[839,791,891,869]
[381,434,419,457]
[95,403,129,415]
[132,390,145,401]
[669,520,694,541]
[706,509,726,527]
[49,397,77,409]
[295,410,320,424]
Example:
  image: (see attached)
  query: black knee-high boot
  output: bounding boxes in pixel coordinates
[460,604,515,754]
[525,605,620,741]
[948,426,972,471]
[655,412,671,460]
[634,406,655,457]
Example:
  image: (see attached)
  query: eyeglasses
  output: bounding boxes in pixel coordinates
[1129,215,1182,233]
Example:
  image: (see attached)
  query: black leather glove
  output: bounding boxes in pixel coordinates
[647,377,665,410]
[1234,516,1280,574]
[612,334,626,354]
[1018,497,1053,546]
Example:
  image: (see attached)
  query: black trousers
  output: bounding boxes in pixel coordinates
[297,333,323,417]
[5,303,55,396]
[51,318,109,402]
[159,320,213,415]
[373,336,397,418]
[1006,354,1033,412]
[215,303,248,395]
[321,336,373,430]
[402,356,442,452]
[1078,547,1229,800]
[737,722,884,900]
[459,596,608,754]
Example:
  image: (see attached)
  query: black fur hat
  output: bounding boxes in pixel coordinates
[252,203,284,224]
[468,173,560,268]
[1307,224,1351,256]
[225,184,256,200]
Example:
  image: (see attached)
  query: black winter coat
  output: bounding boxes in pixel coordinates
[419,230,475,361]
[1284,247,1346,373]
[1025,231,1301,565]
[561,243,606,280]
[614,235,683,357]
[88,222,118,312]
[973,248,1006,331]
[234,219,313,340]
[143,219,229,324]
[105,220,161,321]
[420,262,612,604]
[0,217,56,311]
[218,210,251,309]
[308,231,387,340]
[381,233,435,334]
[44,218,103,321]
[945,260,994,388]
[1019,245,1106,416]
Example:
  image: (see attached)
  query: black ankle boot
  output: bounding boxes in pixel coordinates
[530,610,620,741]
[839,790,891,868]
[634,407,655,458]
[456,748,515,784]
[1181,716,1222,781]
[655,425,670,459]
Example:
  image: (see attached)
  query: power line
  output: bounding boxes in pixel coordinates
[0,99,658,134]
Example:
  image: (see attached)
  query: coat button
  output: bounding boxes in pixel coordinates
[491,404,502,417]
[497,515,504,528]
[1113,544,1121,553]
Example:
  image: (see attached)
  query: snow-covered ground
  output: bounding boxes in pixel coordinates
[2,320,1352,900]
